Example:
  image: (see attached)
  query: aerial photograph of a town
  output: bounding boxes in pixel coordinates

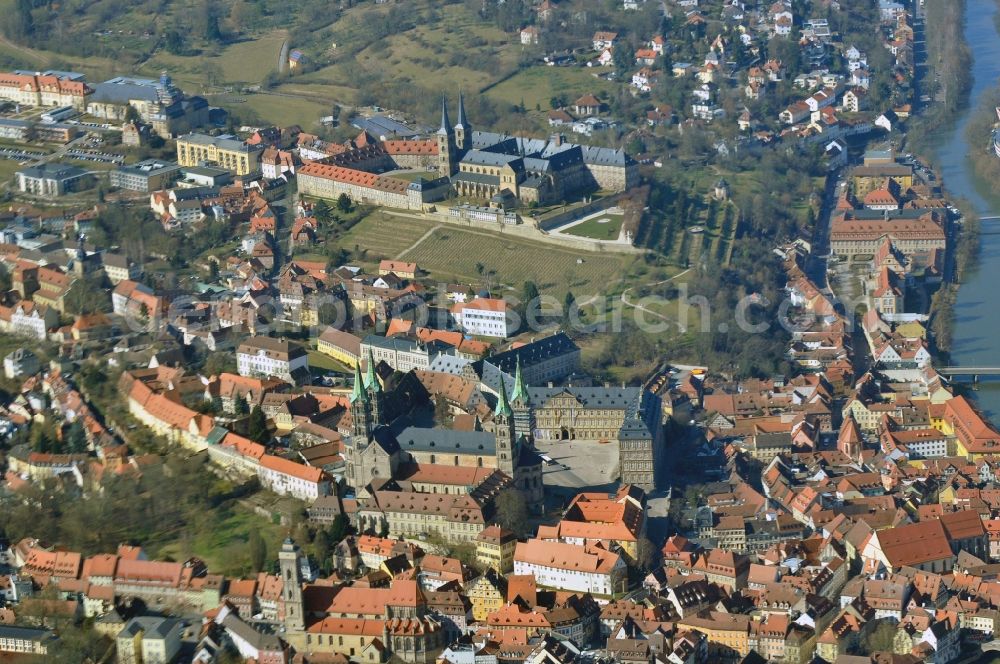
[5,0,1000,662]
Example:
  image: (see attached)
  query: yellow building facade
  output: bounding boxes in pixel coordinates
[466,571,506,622]
[176,133,262,175]
[475,526,517,573]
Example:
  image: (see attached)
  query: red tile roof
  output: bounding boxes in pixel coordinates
[876,520,953,568]
[260,454,327,483]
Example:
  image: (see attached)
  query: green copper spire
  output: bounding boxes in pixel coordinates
[350,362,367,404]
[511,357,528,404]
[364,349,381,392]
[495,376,512,417]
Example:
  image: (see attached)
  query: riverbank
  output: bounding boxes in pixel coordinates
[927,0,1000,420]
[964,85,1000,196]
[907,0,972,159]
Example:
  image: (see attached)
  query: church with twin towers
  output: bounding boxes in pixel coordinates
[297,91,636,209]
[435,91,638,205]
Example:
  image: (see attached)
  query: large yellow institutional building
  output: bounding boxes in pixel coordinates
[176,133,263,175]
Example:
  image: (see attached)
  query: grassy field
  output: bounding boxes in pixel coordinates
[217,93,331,129]
[216,33,287,83]
[0,159,23,185]
[564,213,625,240]
[389,170,439,183]
[156,508,287,577]
[339,212,635,300]
[486,66,616,111]
[338,211,438,261]
[288,2,517,106]
[138,30,288,89]
[397,224,630,300]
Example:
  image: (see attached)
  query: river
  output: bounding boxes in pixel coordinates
[932,0,1000,420]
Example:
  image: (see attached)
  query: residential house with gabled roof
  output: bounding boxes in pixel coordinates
[592,32,619,51]
[259,453,331,501]
[573,95,603,117]
[692,549,750,590]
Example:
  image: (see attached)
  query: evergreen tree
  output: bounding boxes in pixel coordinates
[563,291,576,327]
[234,396,250,416]
[314,200,332,224]
[249,529,267,573]
[337,193,352,213]
[163,30,185,55]
[329,514,347,544]
[521,280,540,326]
[248,406,269,443]
[31,425,52,453]
[65,421,88,454]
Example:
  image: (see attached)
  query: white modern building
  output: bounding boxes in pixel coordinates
[236,336,309,383]
[258,454,331,501]
[16,163,90,196]
[450,297,517,339]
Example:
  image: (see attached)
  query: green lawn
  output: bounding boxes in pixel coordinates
[389,170,439,183]
[309,349,350,374]
[563,213,625,240]
[0,158,23,185]
[216,93,330,129]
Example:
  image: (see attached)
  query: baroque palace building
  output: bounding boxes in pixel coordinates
[466,336,666,490]
[504,360,666,491]
[297,93,637,212]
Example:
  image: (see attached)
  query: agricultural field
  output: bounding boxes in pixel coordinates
[290,2,519,107]
[137,30,288,88]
